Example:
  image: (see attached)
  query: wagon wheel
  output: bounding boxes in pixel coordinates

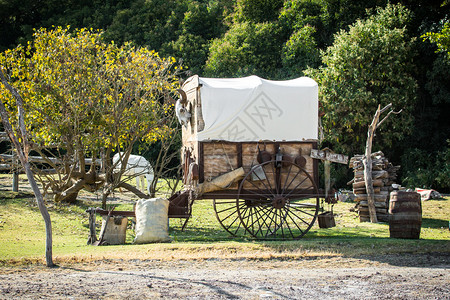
[213,199,248,237]
[236,160,319,240]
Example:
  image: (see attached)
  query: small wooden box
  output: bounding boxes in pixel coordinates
[318,211,336,228]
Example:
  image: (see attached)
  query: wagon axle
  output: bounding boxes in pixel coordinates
[272,195,287,209]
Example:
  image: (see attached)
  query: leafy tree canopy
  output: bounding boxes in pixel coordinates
[205,22,283,78]
[422,20,450,58]
[306,3,418,155]
[0,27,182,203]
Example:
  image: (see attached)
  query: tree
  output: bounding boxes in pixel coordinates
[162,0,227,75]
[363,103,401,223]
[305,3,418,155]
[0,68,54,267]
[422,20,450,58]
[0,27,182,207]
[205,22,283,78]
[281,25,320,78]
[234,0,284,23]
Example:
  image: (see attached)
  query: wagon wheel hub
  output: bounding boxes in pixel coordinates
[272,195,287,209]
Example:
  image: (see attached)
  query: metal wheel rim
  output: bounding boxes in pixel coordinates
[213,199,247,237]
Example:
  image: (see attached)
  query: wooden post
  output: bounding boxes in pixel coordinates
[324,160,331,200]
[12,172,19,192]
[87,208,97,245]
[12,151,19,192]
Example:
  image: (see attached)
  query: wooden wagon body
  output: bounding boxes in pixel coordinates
[174,75,321,239]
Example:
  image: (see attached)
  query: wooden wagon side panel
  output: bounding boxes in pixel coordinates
[196,141,318,198]
[240,142,316,192]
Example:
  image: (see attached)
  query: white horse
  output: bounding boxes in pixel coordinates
[113,153,154,194]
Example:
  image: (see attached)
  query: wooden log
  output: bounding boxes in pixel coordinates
[354,194,388,202]
[359,216,371,222]
[358,206,387,213]
[353,179,384,189]
[197,167,245,194]
[353,187,381,194]
[98,215,128,245]
[87,208,97,245]
[354,170,389,180]
[359,200,388,208]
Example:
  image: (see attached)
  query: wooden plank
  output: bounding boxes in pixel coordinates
[358,206,388,213]
[311,149,348,164]
[354,194,388,202]
[203,143,237,155]
[199,141,318,193]
[237,143,242,168]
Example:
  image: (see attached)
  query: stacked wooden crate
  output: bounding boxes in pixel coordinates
[349,151,400,222]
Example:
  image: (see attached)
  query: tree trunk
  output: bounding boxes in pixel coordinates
[364,105,382,223]
[0,68,54,267]
[23,161,54,266]
[364,103,398,223]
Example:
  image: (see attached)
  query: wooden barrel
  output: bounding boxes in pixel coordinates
[389,191,422,239]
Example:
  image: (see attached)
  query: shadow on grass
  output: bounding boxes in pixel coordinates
[167,221,450,269]
[422,217,449,229]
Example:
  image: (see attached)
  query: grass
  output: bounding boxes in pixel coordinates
[0,187,449,267]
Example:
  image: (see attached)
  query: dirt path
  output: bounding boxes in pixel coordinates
[1,254,449,299]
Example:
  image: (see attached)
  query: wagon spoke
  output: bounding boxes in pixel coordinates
[288,204,317,218]
[216,204,239,215]
[237,160,319,240]
[248,168,277,198]
[287,205,316,227]
[257,206,276,237]
[284,207,305,235]
[214,199,248,237]
[282,167,303,195]
[284,176,310,198]
[282,163,295,194]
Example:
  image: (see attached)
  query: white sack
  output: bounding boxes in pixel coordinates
[196,76,318,142]
[134,198,170,244]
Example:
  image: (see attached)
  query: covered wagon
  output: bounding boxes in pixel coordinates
[173,75,321,239]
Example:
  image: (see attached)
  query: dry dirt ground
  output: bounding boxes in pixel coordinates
[1,253,449,299]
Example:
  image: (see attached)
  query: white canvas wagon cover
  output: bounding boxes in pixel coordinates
[194,75,318,142]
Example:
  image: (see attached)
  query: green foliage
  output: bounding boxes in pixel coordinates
[401,141,450,190]
[0,27,183,202]
[234,0,284,23]
[306,3,418,155]
[103,0,184,50]
[205,22,283,78]
[162,1,227,74]
[0,27,181,151]
[281,25,320,78]
[278,0,324,40]
[279,0,388,48]
[0,0,449,192]
[422,20,450,58]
